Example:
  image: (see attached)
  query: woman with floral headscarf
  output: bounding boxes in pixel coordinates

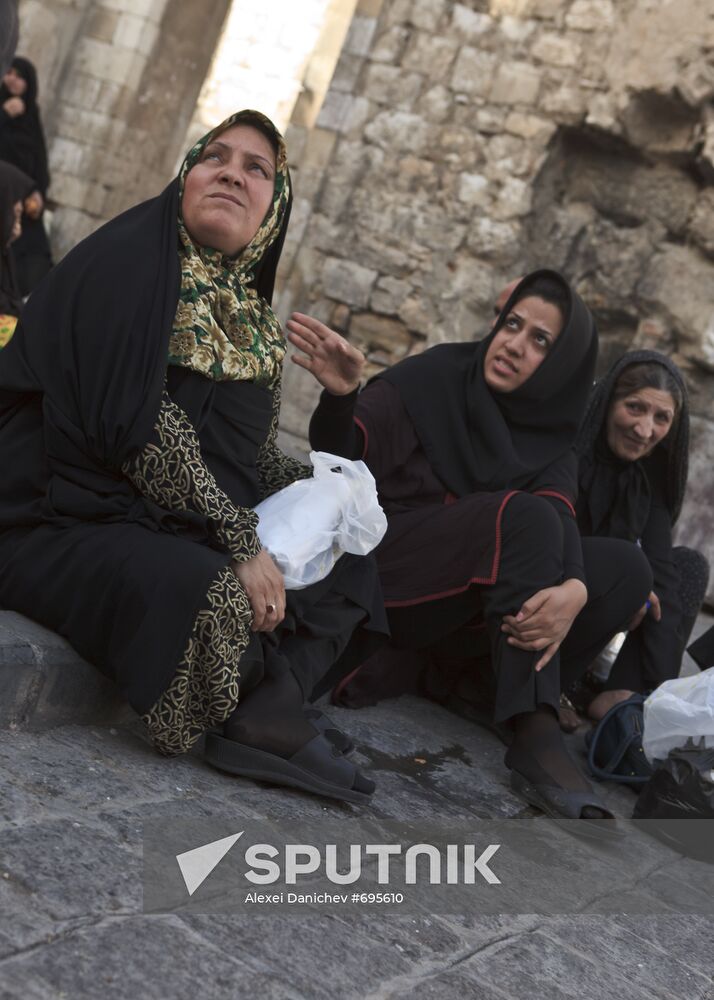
[0,111,386,803]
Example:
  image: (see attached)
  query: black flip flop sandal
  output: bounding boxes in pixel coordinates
[510,769,622,841]
[204,731,372,804]
[304,708,355,755]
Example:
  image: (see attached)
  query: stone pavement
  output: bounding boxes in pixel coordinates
[0,613,713,999]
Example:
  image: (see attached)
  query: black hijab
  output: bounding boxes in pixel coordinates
[0,111,292,504]
[0,57,49,194]
[377,269,598,499]
[0,159,33,315]
[575,350,689,541]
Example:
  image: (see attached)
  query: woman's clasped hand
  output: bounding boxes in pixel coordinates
[501,578,588,671]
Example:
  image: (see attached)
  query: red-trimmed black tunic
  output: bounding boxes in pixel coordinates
[310,379,585,607]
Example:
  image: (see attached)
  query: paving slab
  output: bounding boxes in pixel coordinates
[0,612,713,998]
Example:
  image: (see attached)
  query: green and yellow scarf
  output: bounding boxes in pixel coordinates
[168,110,290,387]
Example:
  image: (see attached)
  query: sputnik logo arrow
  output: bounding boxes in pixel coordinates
[176,832,244,896]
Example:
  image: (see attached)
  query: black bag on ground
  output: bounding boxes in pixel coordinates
[585,693,653,786]
[633,745,714,819]
[632,746,714,862]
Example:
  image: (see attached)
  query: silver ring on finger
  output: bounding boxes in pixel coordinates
[266,602,276,614]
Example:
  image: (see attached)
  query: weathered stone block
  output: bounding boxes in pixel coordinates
[403,32,458,79]
[584,93,619,131]
[489,62,542,104]
[390,155,439,193]
[114,11,147,51]
[74,36,146,89]
[482,133,532,178]
[363,64,423,106]
[678,60,714,106]
[532,31,579,66]
[530,0,568,16]
[49,136,88,175]
[638,245,714,368]
[364,110,432,153]
[409,0,447,31]
[102,0,168,23]
[690,190,714,260]
[370,25,410,63]
[322,257,378,308]
[565,0,614,31]
[499,15,537,41]
[474,107,508,133]
[399,293,438,336]
[466,217,521,262]
[383,0,412,27]
[344,14,378,57]
[458,172,490,206]
[675,415,714,606]
[135,19,160,59]
[451,5,493,40]
[350,313,412,358]
[438,124,485,161]
[54,105,116,148]
[441,255,499,305]
[504,110,556,141]
[85,7,120,43]
[331,51,364,94]
[541,82,588,118]
[492,177,532,219]
[371,276,412,314]
[450,46,497,97]
[317,92,371,134]
[419,84,453,123]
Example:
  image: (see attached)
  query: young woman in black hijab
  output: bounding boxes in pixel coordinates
[0,56,53,295]
[575,351,709,719]
[0,110,387,804]
[299,272,652,832]
[0,159,33,346]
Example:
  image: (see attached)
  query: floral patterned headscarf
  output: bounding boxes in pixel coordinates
[168,110,290,387]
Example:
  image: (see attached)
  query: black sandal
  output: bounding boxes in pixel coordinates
[304,708,355,755]
[510,769,622,841]
[204,730,373,804]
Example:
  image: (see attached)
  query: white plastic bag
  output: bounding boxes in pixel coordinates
[642,666,714,762]
[254,451,387,590]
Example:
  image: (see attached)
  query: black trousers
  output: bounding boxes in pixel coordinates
[603,545,710,693]
[386,493,653,724]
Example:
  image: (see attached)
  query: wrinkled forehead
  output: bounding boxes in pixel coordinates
[182,110,288,181]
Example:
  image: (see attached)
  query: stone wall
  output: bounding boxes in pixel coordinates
[18,0,230,257]
[182,0,357,152]
[277,0,714,603]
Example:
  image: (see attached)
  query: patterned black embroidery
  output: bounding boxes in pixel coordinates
[143,566,252,754]
[122,391,261,563]
[122,382,312,754]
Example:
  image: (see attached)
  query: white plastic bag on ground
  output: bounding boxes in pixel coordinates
[642,666,714,762]
[254,451,387,590]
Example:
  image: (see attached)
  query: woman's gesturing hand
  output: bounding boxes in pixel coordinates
[232,548,286,632]
[286,312,365,396]
[627,590,661,631]
[501,578,588,672]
